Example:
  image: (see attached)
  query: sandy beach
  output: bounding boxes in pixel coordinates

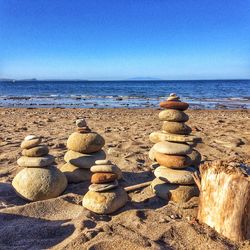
[0,108,249,249]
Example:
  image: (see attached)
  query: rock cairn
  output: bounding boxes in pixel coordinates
[82,159,127,214]
[61,119,106,183]
[12,135,67,201]
[149,93,201,203]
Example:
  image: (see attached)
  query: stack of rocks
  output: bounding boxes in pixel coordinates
[82,160,127,214]
[61,119,106,183]
[12,135,67,201]
[149,93,201,203]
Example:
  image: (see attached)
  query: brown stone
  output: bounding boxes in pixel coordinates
[160,101,189,111]
[162,121,192,135]
[155,152,191,169]
[22,145,49,157]
[91,173,118,184]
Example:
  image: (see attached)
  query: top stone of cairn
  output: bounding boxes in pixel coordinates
[160,94,189,111]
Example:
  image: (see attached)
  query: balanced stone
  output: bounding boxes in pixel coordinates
[162,121,192,135]
[91,173,118,184]
[60,163,92,183]
[160,101,189,111]
[188,149,202,168]
[64,150,106,168]
[154,166,196,184]
[17,155,55,167]
[22,145,49,157]
[159,109,189,122]
[12,166,67,201]
[67,132,105,153]
[24,135,40,141]
[149,147,157,161]
[95,159,112,165]
[153,141,192,155]
[149,131,200,144]
[151,178,199,202]
[90,164,122,179]
[167,94,180,101]
[89,180,118,192]
[21,138,42,149]
[76,119,87,128]
[155,152,191,169]
[82,186,128,214]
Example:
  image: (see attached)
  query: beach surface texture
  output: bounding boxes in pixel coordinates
[0,108,249,249]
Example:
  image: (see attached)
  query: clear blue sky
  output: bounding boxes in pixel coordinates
[1,0,250,80]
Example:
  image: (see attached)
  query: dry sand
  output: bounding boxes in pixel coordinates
[0,108,249,249]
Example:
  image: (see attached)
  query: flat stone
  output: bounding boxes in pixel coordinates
[91,173,118,184]
[162,121,192,135]
[24,135,40,141]
[155,152,191,169]
[64,150,106,168]
[188,149,202,168]
[22,145,49,157]
[21,138,42,149]
[151,178,199,203]
[154,166,196,184]
[167,96,180,101]
[60,163,91,183]
[17,155,55,167]
[90,164,122,179]
[153,141,192,155]
[82,186,128,214]
[76,119,87,127]
[67,132,105,153]
[149,131,200,143]
[12,166,67,201]
[159,109,189,122]
[89,180,118,192]
[95,159,111,165]
[160,101,189,111]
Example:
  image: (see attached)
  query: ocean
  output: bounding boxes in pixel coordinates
[0,80,249,109]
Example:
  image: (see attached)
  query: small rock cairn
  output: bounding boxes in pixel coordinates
[82,160,127,214]
[61,119,106,183]
[12,135,67,201]
[149,93,202,203]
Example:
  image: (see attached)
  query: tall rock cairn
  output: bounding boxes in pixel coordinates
[149,93,202,203]
[61,119,106,183]
[82,159,127,214]
[12,135,67,201]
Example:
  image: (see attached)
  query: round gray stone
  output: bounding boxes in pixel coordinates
[153,141,192,155]
[17,155,55,167]
[89,180,118,192]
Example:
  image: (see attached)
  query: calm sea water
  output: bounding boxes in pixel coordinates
[0,80,249,109]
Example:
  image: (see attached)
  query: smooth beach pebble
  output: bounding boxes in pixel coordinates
[149,131,200,144]
[17,155,55,167]
[95,159,112,165]
[67,132,105,153]
[24,135,40,141]
[162,121,192,135]
[82,186,128,214]
[22,145,49,157]
[160,101,189,111]
[159,109,189,122]
[155,152,191,169]
[21,138,42,149]
[60,163,92,183]
[64,150,106,168]
[149,147,157,161]
[76,119,87,128]
[12,166,67,201]
[88,180,118,192]
[153,141,192,155]
[154,166,196,184]
[167,96,180,101]
[90,164,122,179]
[151,178,199,202]
[91,173,118,184]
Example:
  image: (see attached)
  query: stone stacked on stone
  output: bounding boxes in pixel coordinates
[61,119,106,183]
[82,160,127,214]
[12,135,67,201]
[149,93,201,203]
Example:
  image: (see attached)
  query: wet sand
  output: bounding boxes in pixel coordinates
[0,108,249,249]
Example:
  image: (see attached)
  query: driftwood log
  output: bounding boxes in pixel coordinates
[197,160,250,241]
[124,181,152,192]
